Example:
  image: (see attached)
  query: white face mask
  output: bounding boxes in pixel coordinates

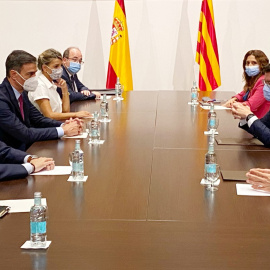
[15,71,38,92]
[45,65,63,80]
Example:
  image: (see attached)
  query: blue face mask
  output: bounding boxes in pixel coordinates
[245,65,260,77]
[263,83,270,101]
[67,62,81,74]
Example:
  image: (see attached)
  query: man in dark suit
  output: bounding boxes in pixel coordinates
[231,64,270,147]
[61,47,101,103]
[0,50,82,150]
[0,140,54,180]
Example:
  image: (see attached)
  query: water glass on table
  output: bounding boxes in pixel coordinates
[206,164,220,191]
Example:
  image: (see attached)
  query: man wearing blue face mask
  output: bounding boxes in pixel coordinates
[61,47,101,103]
[262,64,270,101]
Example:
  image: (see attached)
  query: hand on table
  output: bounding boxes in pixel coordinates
[231,102,252,120]
[31,157,55,173]
[62,120,82,136]
[222,97,238,108]
[246,168,270,192]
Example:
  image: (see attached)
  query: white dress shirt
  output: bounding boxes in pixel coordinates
[28,72,62,113]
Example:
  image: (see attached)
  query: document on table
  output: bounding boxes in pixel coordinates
[236,184,270,196]
[31,166,72,175]
[63,132,88,138]
[0,198,47,213]
[200,105,231,110]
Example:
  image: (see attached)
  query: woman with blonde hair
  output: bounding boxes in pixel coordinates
[28,48,91,120]
[223,50,270,118]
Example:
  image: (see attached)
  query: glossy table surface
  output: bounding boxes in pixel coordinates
[1,91,270,270]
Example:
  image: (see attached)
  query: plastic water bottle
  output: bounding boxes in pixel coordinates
[204,142,217,182]
[191,81,198,104]
[71,140,84,180]
[208,103,216,131]
[89,111,100,142]
[115,77,122,99]
[100,94,109,120]
[208,102,216,119]
[30,192,47,247]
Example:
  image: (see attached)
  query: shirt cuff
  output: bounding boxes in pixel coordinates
[24,155,31,163]
[56,127,64,138]
[239,119,247,126]
[22,163,34,174]
[248,116,258,127]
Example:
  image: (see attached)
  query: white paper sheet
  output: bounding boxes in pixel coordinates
[0,198,47,213]
[63,132,88,139]
[21,241,51,249]
[31,166,72,175]
[67,176,88,182]
[200,178,220,186]
[236,184,270,196]
[99,119,111,123]
[113,97,124,101]
[88,140,105,145]
[200,105,231,110]
[204,131,219,135]
[96,95,112,100]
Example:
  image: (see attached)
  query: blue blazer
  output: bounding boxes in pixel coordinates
[240,110,270,147]
[0,141,28,180]
[0,78,62,151]
[59,66,96,103]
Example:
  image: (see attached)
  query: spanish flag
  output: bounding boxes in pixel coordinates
[106,0,133,91]
[196,0,221,91]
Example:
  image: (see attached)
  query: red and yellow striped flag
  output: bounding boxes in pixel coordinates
[196,0,221,91]
[106,0,133,91]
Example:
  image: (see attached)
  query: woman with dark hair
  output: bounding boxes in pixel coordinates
[223,50,270,118]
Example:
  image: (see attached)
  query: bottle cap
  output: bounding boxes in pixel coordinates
[34,192,41,197]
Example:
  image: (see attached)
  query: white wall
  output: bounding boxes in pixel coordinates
[0,0,269,93]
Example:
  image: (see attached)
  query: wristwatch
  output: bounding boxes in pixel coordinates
[246,113,255,122]
[26,155,38,163]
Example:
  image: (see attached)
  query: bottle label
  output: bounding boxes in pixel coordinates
[31,221,46,234]
[191,92,197,99]
[72,162,79,172]
[206,164,216,173]
[209,119,216,127]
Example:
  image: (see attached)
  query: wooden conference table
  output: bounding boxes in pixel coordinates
[1,91,270,269]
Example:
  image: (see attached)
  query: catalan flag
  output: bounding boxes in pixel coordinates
[106,0,133,91]
[196,0,221,91]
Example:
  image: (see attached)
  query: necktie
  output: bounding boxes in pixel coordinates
[18,95,24,120]
[70,75,77,92]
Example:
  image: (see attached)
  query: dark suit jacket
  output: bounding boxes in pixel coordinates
[0,78,63,151]
[0,140,28,180]
[59,66,96,103]
[240,110,270,147]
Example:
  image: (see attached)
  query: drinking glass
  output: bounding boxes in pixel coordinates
[206,164,220,191]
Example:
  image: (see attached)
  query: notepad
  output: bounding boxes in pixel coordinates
[221,170,247,181]
[216,137,263,146]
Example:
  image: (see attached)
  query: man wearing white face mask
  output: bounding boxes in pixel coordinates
[61,47,101,103]
[0,50,82,151]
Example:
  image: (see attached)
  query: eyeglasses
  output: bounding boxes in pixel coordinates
[264,80,270,86]
[67,58,84,64]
